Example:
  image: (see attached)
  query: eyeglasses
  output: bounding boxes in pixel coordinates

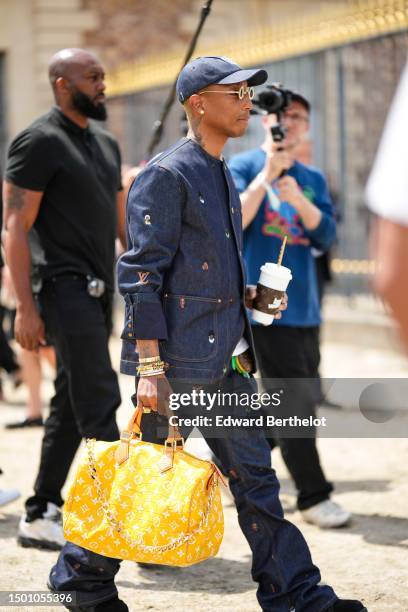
[197,85,255,100]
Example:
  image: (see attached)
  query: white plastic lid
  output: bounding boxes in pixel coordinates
[261,263,292,279]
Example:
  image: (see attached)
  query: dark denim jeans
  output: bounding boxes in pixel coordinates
[49,371,337,611]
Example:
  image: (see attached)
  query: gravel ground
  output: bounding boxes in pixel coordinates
[1,321,407,612]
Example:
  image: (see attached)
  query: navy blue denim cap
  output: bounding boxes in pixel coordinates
[176,56,268,103]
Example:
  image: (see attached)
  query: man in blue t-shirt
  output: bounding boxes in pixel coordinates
[229,92,351,529]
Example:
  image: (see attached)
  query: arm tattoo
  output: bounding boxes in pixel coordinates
[187,115,204,147]
[7,184,27,210]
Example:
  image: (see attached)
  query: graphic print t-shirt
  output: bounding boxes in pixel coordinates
[229,148,336,327]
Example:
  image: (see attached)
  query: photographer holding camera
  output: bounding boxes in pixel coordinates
[229,88,351,529]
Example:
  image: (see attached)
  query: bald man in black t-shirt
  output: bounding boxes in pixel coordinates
[3,48,126,550]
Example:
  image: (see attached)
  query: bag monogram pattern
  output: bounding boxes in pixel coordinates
[63,438,224,566]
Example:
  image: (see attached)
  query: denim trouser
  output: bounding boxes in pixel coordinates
[49,371,338,611]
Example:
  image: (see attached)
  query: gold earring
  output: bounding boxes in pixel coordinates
[199,110,205,115]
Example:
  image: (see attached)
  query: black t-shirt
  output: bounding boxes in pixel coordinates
[5,107,122,291]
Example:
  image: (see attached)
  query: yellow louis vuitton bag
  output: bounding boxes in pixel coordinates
[63,406,225,566]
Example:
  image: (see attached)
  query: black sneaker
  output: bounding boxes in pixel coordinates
[67,597,129,612]
[94,598,128,612]
[5,417,43,429]
[328,600,367,611]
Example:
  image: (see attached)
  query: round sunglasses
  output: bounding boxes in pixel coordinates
[197,86,255,100]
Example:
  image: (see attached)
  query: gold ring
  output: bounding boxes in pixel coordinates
[142,407,151,414]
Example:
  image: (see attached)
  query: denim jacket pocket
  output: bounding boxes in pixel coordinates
[160,294,220,362]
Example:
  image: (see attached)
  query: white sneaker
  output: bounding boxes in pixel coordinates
[301,499,352,529]
[18,502,65,550]
[0,488,20,507]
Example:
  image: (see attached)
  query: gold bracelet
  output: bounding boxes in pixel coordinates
[138,356,162,364]
[137,359,165,368]
[137,361,165,373]
[137,361,169,376]
[138,369,165,377]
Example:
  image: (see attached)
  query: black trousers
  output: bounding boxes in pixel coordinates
[252,324,333,510]
[26,276,121,518]
[0,306,19,373]
[0,275,19,374]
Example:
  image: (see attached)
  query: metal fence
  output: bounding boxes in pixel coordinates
[107,31,408,294]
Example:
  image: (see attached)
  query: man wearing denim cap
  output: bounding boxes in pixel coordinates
[49,56,366,612]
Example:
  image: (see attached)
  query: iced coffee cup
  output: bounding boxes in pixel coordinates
[252,262,292,325]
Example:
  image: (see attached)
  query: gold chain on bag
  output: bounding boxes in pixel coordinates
[86,438,218,553]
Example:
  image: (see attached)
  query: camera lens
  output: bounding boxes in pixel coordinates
[254,84,293,116]
[258,88,284,113]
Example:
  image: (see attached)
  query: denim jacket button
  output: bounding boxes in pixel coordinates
[208,332,215,343]
[225,230,230,238]
[202,262,209,271]
[231,207,234,213]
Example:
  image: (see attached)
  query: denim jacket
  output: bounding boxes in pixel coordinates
[117,138,256,382]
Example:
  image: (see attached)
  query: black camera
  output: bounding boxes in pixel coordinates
[254,84,293,116]
[253,83,294,143]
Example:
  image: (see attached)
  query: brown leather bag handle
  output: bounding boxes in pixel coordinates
[115,404,183,466]
[129,392,182,439]
[130,404,182,440]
